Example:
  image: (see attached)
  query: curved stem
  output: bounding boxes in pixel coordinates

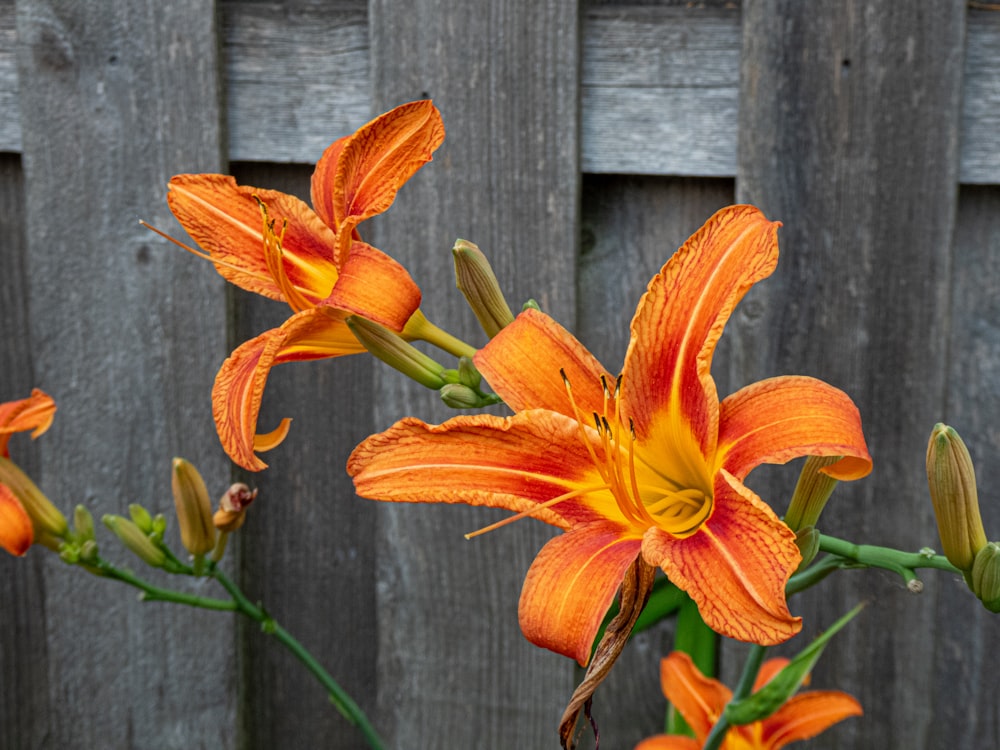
[703,644,767,750]
[97,560,236,611]
[404,309,478,359]
[818,534,961,576]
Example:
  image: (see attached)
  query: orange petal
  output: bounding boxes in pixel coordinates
[323,240,421,332]
[642,472,802,645]
[760,691,862,749]
[658,651,731,740]
[313,100,445,234]
[518,522,641,665]
[474,308,611,416]
[634,737,701,750]
[213,308,365,471]
[622,205,780,456]
[167,174,339,303]
[348,411,611,530]
[717,375,872,481]
[0,388,56,458]
[0,483,33,556]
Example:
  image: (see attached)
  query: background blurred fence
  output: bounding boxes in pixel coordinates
[2,1,999,748]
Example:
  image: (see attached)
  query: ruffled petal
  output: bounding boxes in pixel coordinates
[0,388,56,458]
[717,375,872,481]
[323,240,421,331]
[0,483,33,556]
[760,691,862,749]
[348,410,617,529]
[621,206,780,458]
[658,651,730,740]
[310,134,350,229]
[213,308,364,471]
[474,308,611,417]
[324,100,445,232]
[167,174,339,303]
[642,471,802,645]
[518,522,641,665]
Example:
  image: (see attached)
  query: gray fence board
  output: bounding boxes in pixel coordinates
[13,1,234,747]
[367,1,580,747]
[735,2,973,748]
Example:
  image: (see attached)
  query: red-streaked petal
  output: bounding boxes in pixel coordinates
[310,134,350,229]
[0,389,56,458]
[325,100,445,230]
[634,737,701,750]
[167,174,339,303]
[474,308,612,416]
[642,471,802,645]
[760,691,862,749]
[348,411,615,529]
[518,522,641,665]
[717,375,872,481]
[0,483,33,556]
[213,308,365,471]
[323,240,421,331]
[658,651,731,740]
[621,205,780,457]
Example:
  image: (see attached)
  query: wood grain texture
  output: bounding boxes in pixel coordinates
[734,2,970,748]
[577,174,736,746]
[13,1,234,747]
[367,1,580,747]
[227,162,379,750]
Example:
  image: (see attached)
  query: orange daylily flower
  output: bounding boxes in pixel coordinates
[166,100,444,470]
[0,389,56,555]
[635,651,862,749]
[349,206,872,664]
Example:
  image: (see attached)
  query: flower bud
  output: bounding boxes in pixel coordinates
[103,514,166,568]
[346,316,447,389]
[457,356,482,389]
[0,456,68,540]
[793,526,821,570]
[128,503,154,534]
[926,424,987,572]
[452,239,515,337]
[171,458,216,556]
[440,383,483,409]
[972,542,1000,613]
[784,455,841,532]
[213,483,257,533]
[73,505,95,543]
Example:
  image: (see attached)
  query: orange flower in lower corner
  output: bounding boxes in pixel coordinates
[164,100,445,470]
[349,206,872,664]
[0,389,60,556]
[635,651,862,750]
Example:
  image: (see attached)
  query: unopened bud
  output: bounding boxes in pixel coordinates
[926,424,987,572]
[452,239,515,338]
[103,514,166,568]
[171,458,216,556]
[347,316,447,389]
[972,542,1000,612]
[793,526,821,570]
[128,503,154,534]
[784,455,841,532]
[73,505,95,543]
[213,483,257,533]
[457,357,482,389]
[440,383,483,409]
[0,457,68,540]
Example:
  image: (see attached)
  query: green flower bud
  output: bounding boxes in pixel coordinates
[972,542,1000,613]
[452,239,515,337]
[784,455,841,532]
[128,503,154,534]
[926,424,987,572]
[440,383,483,409]
[103,514,166,568]
[0,457,68,541]
[346,316,447,389]
[171,458,216,557]
[457,356,482,389]
[73,505,95,543]
[793,526,821,570]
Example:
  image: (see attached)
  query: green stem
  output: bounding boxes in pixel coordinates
[97,560,236,611]
[786,554,855,596]
[703,645,767,750]
[404,309,478,359]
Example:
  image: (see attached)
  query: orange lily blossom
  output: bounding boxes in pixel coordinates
[635,651,862,749]
[349,205,872,664]
[0,389,57,555]
[162,100,445,471]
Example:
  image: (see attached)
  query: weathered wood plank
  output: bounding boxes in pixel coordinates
[577,174,736,745]
[14,1,233,747]
[734,2,968,748]
[227,162,379,750]
[3,4,998,182]
[933,185,1000,749]
[367,1,581,747]
[0,1,19,153]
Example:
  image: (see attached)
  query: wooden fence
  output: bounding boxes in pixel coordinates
[2,0,999,748]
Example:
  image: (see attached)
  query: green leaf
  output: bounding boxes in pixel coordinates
[724,603,864,726]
